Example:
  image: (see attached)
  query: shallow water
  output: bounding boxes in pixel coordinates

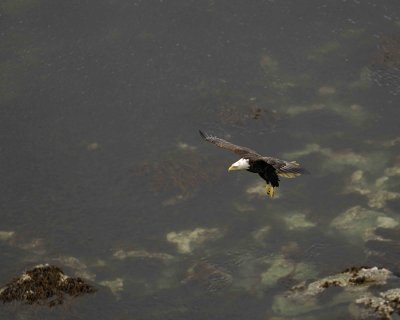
[1,1,400,319]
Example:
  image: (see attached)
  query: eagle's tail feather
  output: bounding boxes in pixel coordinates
[199,130,206,139]
[278,162,309,178]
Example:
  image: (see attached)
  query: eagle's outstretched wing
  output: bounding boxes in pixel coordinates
[263,157,309,178]
[199,130,260,157]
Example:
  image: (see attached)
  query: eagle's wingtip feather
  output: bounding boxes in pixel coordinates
[199,130,207,140]
[295,167,310,175]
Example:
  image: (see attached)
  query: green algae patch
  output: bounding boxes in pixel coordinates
[330,205,399,244]
[285,102,369,126]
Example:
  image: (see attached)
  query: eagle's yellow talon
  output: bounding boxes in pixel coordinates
[265,185,275,198]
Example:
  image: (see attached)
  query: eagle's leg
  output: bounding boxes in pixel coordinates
[265,184,275,198]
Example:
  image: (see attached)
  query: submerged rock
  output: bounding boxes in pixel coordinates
[99,278,124,297]
[0,231,15,242]
[355,288,400,319]
[113,249,173,261]
[182,261,233,293]
[284,145,388,174]
[318,86,336,95]
[166,227,222,254]
[233,201,256,213]
[345,169,400,209]
[177,142,197,151]
[385,164,400,177]
[162,194,192,206]
[365,136,400,148]
[86,142,101,151]
[273,267,393,317]
[368,36,400,95]
[285,104,325,117]
[252,225,272,245]
[330,205,399,243]
[17,237,47,255]
[283,212,316,231]
[365,227,400,273]
[260,54,279,72]
[295,266,392,296]
[260,255,317,290]
[0,264,96,307]
[261,255,295,288]
[283,143,324,159]
[285,102,368,125]
[53,255,96,281]
[246,181,268,198]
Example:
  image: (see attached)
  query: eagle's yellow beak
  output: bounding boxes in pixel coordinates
[228,165,238,171]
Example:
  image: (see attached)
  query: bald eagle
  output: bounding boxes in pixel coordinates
[199,130,308,198]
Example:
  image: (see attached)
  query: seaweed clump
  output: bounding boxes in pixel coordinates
[299,266,391,294]
[369,36,400,95]
[0,264,96,307]
[217,104,277,129]
[182,261,233,293]
[373,36,400,67]
[356,288,400,320]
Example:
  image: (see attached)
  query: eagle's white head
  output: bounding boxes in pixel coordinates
[228,158,250,171]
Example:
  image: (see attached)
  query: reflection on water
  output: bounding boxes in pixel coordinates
[1,0,400,319]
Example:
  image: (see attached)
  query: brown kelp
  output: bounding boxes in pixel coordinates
[0,265,96,307]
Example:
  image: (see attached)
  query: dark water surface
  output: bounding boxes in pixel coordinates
[1,1,400,319]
